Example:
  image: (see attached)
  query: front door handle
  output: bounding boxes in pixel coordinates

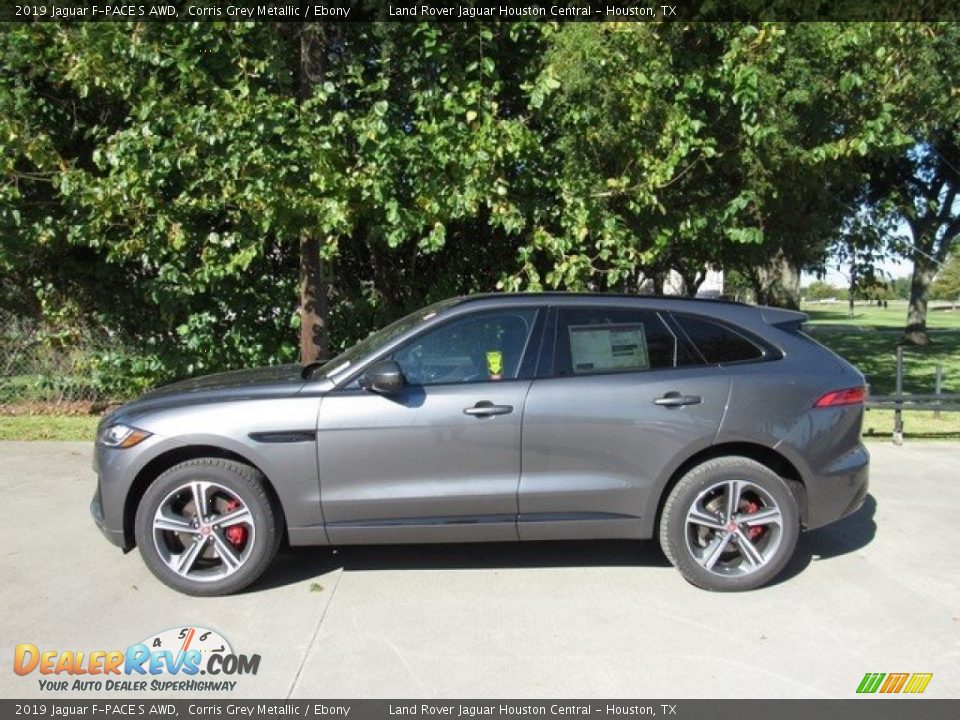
[654,392,702,407]
[464,401,514,417]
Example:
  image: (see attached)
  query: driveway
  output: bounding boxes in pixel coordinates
[1,441,957,698]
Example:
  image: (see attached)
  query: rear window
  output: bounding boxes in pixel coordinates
[674,315,765,365]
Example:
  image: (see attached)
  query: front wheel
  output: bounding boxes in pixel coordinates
[134,458,283,596]
[659,456,799,591]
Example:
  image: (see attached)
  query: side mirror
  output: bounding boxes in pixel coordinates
[360,359,405,394]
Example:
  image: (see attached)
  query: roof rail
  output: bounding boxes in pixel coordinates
[453,291,751,307]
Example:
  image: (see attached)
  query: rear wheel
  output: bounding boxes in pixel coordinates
[659,456,799,591]
[134,458,282,596]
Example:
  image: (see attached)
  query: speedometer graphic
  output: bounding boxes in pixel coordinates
[140,626,233,660]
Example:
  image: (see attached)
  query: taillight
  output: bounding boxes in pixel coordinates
[814,386,867,408]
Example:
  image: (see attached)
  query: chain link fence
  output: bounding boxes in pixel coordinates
[0,311,114,407]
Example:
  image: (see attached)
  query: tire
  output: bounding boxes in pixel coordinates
[134,458,283,596]
[659,456,799,591]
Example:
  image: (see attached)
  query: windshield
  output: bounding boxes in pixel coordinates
[311,298,461,379]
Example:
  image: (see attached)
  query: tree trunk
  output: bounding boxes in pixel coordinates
[299,234,329,362]
[848,260,856,318]
[296,23,328,363]
[903,252,936,346]
[678,268,705,298]
[651,271,665,296]
[755,250,800,309]
[847,238,856,317]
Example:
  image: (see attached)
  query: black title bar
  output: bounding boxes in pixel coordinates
[3,0,960,23]
[6,700,960,719]
[1,701,960,720]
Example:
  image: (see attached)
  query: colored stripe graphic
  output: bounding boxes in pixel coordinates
[903,673,933,694]
[880,673,909,693]
[857,673,885,693]
[857,672,933,694]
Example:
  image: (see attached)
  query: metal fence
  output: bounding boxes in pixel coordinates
[0,311,108,405]
[866,346,960,444]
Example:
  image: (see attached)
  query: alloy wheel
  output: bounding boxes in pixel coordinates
[151,480,256,583]
[683,479,784,577]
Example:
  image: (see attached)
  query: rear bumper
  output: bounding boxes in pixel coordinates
[804,443,870,530]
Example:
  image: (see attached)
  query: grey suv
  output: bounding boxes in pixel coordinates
[91,294,869,595]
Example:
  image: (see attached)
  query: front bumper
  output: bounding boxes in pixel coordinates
[90,483,127,549]
[90,436,154,553]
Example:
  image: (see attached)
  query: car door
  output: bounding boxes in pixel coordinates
[518,304,731,541]
[318,306,542,544]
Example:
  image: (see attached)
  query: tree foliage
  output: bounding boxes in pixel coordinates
[802,281,842,301]
[849,24,960,343]
[932,254,960,300]
[1,21,956,389]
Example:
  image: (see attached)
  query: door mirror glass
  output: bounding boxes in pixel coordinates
[361,360,405,394]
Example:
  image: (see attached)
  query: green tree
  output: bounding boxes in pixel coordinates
[931,254,960,300]
[1,22,541,379]
[803,281,843,301]
[4,19,956,392]
[500,24,772,295]
[884,276,911,300]
[503,23,896,310]
[854,24,960,344]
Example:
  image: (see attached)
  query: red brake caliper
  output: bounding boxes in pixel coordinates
[745,500,765,540]
[223,499,247,547]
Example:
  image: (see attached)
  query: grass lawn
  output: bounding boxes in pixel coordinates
[803,302,960,397]
[862,409,960,441]
[0,414,100,441]
[804,301,960,440]
[802,301,960,331]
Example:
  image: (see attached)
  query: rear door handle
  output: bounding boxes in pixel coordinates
[654,392,702,407]
[463,401,514,417]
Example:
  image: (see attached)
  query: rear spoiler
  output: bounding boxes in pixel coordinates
[759,306,808,332]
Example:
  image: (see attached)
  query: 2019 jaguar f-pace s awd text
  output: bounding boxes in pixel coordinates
[91,293,869,595]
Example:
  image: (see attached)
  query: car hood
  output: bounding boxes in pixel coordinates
[104,364,316,426]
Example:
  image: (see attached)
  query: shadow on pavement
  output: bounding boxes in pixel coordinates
[774,493,878,585]
[253,494,877,593]
[254,540,669,592]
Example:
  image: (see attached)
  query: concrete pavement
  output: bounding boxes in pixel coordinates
[0,441,957,698]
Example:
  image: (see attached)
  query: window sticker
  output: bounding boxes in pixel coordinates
[486,350,504,379]
[568,323,649,374]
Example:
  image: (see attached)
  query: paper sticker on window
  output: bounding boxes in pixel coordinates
[486,350,504,379]
[568,323,649,374]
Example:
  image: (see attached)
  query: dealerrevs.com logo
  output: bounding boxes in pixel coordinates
[13,626,260,693]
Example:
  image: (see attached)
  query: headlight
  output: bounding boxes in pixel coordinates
[97,424,152,449]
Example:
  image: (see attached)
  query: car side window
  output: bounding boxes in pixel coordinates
[393,309,538,386]
[554,307,694,376]
[673,314,765,364]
